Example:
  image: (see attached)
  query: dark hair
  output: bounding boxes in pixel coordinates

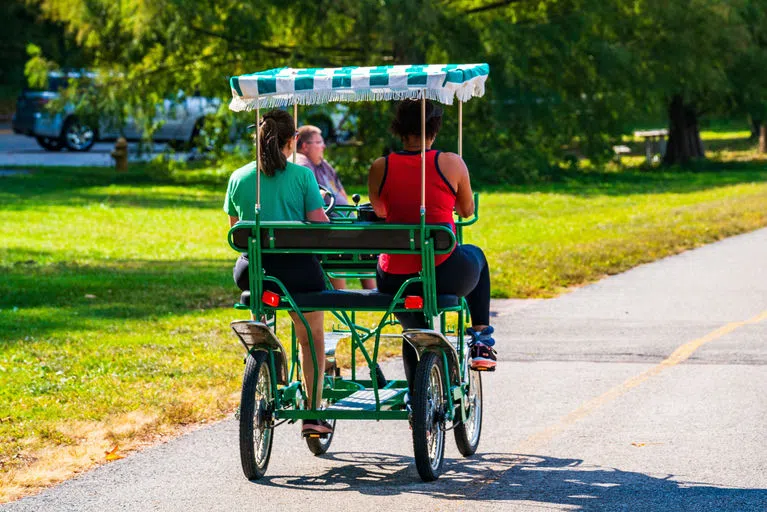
[390,99,443,141]
[257,109,294,177]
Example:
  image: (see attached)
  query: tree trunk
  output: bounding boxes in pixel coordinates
[662,95,705,166]
[760,124,767,154]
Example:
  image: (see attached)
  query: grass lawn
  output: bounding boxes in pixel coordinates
[1,155,767,500]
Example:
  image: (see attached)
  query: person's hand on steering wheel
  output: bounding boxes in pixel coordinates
[318,184,336,215]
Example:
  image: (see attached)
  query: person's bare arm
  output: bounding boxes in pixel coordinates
[367,157,387,218]
[306,207,330,222]
[440,152,474,218]
[229,216,239,227]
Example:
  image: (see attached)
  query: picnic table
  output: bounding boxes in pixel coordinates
[634,129,668,164]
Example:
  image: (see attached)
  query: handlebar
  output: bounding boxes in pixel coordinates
[329,192,480,229]
[454,192,479,227]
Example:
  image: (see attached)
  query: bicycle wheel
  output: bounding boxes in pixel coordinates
[239,351,274,480]
[305,416,336,455]
[411,351,446,481]
[454,365,482,456]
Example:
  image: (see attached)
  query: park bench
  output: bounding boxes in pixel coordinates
[634,129,668,164]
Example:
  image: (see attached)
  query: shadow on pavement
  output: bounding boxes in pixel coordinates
[258,451,766,511]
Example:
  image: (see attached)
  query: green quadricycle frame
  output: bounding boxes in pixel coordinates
[227,64,490,482]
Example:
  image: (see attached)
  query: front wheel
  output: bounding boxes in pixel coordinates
[454,366,482,456]
[305,369,337,456]
[305,417,336,455]
[239,351,275,480]
[411,351,447,481]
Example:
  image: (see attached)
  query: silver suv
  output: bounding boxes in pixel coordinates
[12,72,219,152]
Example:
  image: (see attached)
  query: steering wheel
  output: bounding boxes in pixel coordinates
[318,184,336,215]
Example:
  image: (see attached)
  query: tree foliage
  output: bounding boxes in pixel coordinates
[23,0,767,178]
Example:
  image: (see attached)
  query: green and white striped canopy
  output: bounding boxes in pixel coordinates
[229,63,489,111]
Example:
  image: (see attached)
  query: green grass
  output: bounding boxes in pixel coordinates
[471,168,767,297]
[1,157,767,498]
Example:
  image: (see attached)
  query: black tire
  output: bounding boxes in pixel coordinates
[305,418,336,455]
[61,117,96,152]
[239,351,275,480]
[305,363,337,456]
[454,366,482,456]
[35,136,63,151]
[411,351,447,481]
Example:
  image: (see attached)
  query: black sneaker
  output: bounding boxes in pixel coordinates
[467,326,497,371]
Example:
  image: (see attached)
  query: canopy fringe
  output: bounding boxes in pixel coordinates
[229,76,487,112]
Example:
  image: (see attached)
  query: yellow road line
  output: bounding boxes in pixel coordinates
[464,308,767,496]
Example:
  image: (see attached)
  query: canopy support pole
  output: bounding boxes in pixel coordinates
[255,106,261,212]
[458,101,463,158]
[421,90,426,216]
[293,102,298,163]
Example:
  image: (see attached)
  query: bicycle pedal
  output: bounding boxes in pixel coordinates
[302,432,329,439]
[471,366,495,372]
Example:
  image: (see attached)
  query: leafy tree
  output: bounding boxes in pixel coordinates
[728,0,767,152]
[0,0,84,104]
[24,0,767,176]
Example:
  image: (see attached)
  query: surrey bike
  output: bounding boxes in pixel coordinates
[227,63,490,481]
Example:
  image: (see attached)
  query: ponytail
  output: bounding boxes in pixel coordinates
[257,110,294,177]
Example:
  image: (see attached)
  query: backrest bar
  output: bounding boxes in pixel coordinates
[229,222,456,255]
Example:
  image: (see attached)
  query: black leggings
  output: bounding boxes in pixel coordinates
[233,254,326,294]
[376,244,491,390]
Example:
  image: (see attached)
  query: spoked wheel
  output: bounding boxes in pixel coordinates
[454,363,483,456]
[411,351,447,481]
[239,351,274,480]
[305,413,336,455]
[305,365,337,455]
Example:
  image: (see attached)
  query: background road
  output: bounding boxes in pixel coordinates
[0,124,171,167]
[3,229,766,511]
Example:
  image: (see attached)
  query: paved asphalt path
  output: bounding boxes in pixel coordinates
[3,229,766,511]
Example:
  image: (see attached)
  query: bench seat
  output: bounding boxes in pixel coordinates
[239,289,460,310]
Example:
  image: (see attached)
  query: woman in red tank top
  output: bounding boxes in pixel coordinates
[368,99,497,392]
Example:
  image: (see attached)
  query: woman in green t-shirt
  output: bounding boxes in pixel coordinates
[224,109,332,435]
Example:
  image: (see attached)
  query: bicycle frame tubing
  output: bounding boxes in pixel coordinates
[229,216,459,411]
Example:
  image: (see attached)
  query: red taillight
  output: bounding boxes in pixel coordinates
[404,296,423,309]
[261,291,280,307]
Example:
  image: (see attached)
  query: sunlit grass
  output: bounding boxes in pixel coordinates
[699,130,751,140]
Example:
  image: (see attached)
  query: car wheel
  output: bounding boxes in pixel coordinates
[61,117,96,152]
[35,136,63,152]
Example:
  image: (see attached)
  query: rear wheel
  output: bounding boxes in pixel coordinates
[35,136,62,151]
[411,351,447,481]
[239,351,274,480]
[61,117,96,152]
[454,365,482,456]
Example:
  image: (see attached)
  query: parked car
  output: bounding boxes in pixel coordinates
[12,71,219,152]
